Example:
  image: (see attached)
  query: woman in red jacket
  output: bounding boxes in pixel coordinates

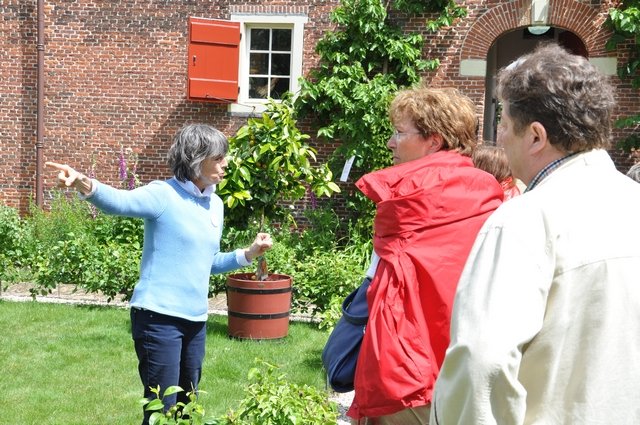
[348,87,503,424]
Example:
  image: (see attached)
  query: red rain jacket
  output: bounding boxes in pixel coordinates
[347,150,503,419]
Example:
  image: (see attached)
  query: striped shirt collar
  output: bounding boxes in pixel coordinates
[525,152,580,193]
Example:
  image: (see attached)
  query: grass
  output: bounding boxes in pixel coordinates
[0,300,330,425]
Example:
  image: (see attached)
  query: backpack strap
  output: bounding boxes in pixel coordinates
[341,277,371,326]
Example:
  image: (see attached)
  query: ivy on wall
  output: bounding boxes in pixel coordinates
[295,0,466,226]
[606,1,640,156]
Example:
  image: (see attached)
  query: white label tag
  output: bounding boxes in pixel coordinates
[340,156,355,182]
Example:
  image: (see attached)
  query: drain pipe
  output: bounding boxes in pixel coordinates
[35,0,45,207]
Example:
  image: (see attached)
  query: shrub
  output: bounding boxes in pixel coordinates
[21,189,369,320]
[0,203,28,286]
[27,194,96,295]
[26,192,143,300]
[213,360,338,425]
[211,216,369,322]
[32,232,93,295]
[291,249,363,317]
[86,213,143,300]
[81,241,141,301]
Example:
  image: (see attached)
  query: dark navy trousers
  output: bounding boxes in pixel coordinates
[130,307,206,425]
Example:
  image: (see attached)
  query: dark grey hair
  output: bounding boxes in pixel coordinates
[497,43,615,153]
[627,163,640,183]
[167,123,228,182]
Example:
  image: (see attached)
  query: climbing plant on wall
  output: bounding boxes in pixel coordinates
[606,1,640,156]
[295,0,466,230]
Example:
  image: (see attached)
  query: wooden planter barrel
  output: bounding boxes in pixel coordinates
[226,273,292,340]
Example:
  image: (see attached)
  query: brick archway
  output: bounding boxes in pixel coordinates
[461,0,613,60]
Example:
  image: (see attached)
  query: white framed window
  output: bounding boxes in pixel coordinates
[229,13,308,115]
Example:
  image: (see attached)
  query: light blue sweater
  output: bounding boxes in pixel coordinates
[87,177,247,321]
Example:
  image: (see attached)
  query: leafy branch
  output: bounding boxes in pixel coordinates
[295,0,467,228]
[217,95,340,230]
[606,1,640,155]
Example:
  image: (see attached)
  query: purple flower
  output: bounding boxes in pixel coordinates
[309,188,317,210]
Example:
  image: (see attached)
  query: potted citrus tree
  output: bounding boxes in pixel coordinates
[217,94,340,339]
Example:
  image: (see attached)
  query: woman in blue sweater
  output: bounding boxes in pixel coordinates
[47,123,272,424]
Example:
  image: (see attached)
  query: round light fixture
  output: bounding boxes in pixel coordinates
[528,26,551,35]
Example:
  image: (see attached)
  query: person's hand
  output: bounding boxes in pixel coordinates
[244,233,273,261]
[45,161,93,195]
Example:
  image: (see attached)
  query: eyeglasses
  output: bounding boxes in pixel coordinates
[391,129,422,140]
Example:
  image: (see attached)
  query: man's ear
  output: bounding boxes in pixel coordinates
[528,121,548,155]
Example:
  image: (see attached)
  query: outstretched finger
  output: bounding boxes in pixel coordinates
[45,161,69,172]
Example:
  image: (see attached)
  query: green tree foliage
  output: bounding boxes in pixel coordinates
[0,204,27,286]
[295,0,466,230]
[218,95,340,229]
[296,0,432,172]
[606,1,640,154]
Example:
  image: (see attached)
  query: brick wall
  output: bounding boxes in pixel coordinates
[1,0,638,215]
[0,0,339,214]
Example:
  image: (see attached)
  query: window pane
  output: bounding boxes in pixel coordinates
[272,29,292,51]
[249,77,269,99]
[250,28,269,50]
[249,53,269,75]
[271,53,291,75]
[270,77,290,99]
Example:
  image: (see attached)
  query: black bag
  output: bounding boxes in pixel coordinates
[321,276,372,393]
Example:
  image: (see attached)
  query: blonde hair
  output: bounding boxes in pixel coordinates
[389,87,478,156]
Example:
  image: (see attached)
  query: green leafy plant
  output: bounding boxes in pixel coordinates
[26,193,142,300]
[80,240,141,301]
[213,359,338,425]
[292,249,363,317]
[0,203,28,287]
[85,212,143,300]
[295,0,466,234]
[141,385,215,425]
[424,0,468,32]
[606,1,640,156]
[209,219,368,321]
[27,193,96,296]
[296,0,429,171]
[218,95,340,229]
[32,231,91,296]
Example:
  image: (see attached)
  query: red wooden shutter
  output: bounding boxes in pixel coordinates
[187,17,240,103]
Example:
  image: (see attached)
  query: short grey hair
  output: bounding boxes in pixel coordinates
[497,43,615,153]
[627,163,640,183]
[167,123,228,182]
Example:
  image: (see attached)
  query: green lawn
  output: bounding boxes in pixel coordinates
[0,301,330,424]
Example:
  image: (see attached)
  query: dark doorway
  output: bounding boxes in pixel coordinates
[482,28,587,142]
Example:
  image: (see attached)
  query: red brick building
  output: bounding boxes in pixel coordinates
[1,0,637,213]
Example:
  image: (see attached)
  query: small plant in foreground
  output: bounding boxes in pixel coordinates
[213,359,338,425]
[141,385,215,425]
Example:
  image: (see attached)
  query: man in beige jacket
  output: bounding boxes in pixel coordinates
[431,43,640,425]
